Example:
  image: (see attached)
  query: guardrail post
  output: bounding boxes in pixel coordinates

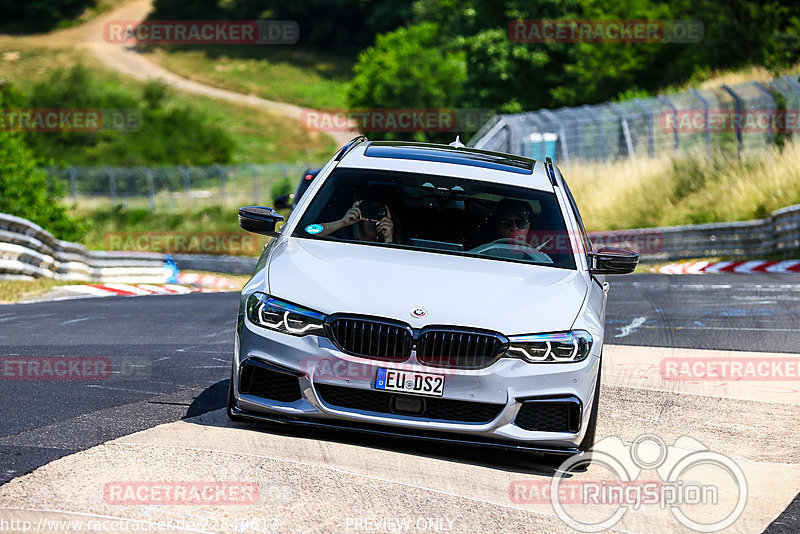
[69,166,78,198]
[689,89,712,156]
[752,81,774,145]
[659,96,680,152]
[721,85,743,160]
[145,168,155,211]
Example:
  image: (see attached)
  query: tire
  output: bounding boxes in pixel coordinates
[226,363,244,422]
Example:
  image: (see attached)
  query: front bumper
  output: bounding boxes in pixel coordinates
[233,319,601,451]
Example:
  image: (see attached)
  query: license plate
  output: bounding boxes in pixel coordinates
[375,368,444,397]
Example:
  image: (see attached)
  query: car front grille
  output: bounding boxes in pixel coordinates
[514,398,581,433]
[327,317,412,361]
[326,315,508,369]
[416,330,507,369]
[239,361,302,403]
[316,384,503,424]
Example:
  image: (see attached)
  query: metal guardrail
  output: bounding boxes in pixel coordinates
[0,213,167,282]
[4,202,800,282]
[589,204,800,261]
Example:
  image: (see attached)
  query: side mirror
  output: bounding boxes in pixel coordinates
[588,247,639,275]
[273,194,293,211]
[238,206,285,237]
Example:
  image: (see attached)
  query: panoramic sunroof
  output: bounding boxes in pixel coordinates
[363,142,534,175]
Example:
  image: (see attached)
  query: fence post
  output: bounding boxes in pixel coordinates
[752,81,774,146]
[108,167,117,201]
[721,85,743,159]
[608,102,635,159]
[689,89,712,156]
[659,96,680,152]
[581,105,605,161]
[69,166,78,198]
[250,164,259,204]
[216,165,225,205]
[181,166,191,198]
[145,168,155,211]
[633,98,655,158]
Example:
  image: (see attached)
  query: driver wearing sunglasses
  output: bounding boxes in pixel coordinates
[494,198,533,243]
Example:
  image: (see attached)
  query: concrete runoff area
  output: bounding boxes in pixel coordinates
[1,344,798,533]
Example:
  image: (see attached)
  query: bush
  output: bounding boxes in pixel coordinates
[23,65,235,167]
[0,89,84,241]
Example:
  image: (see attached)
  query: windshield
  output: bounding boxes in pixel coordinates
[292,168,576,269]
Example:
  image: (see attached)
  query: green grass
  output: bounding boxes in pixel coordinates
[0,38,338,164]
[143,46,352,110]
[0,278,63,303]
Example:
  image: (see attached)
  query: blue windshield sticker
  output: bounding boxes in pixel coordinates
[305,224,323,235]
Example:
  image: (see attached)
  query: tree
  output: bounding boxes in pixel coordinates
[0,87,83,241]
[347,23,466,141]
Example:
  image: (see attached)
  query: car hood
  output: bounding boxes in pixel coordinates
[267,238,588,335]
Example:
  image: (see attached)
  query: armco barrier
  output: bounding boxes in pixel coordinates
[589,203,800,261]
[5,202,800,280]
[0,213,166,282]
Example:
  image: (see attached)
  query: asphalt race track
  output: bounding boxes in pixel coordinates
[0,274,799,533]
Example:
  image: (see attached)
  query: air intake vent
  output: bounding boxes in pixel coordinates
[514,398,581,433]
[239,361,302,403]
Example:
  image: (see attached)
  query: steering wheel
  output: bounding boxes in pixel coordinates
[469,238,553,262]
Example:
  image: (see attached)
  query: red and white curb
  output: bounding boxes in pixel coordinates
[657,260,800,274]
[61,283,203,297]
[58,274,240,298]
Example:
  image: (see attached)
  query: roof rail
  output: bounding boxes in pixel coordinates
[544,157,557,187]
[334,136,369,161]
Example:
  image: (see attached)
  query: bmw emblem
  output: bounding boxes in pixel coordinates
[411,307,427,318]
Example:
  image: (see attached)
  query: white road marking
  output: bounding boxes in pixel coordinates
[85,385,163,395]
[59,317,90,326]
[615,316,647,338]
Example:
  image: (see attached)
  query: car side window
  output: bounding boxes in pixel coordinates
[561,178,593,259]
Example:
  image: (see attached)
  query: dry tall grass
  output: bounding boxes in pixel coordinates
[564,139,800,231]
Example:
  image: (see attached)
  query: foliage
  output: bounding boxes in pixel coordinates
[347,23,466,141]
[0,88,84,241]
[0,0,96,32]
[20,65,235,166]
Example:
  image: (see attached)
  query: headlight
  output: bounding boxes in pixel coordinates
[246,292,326,336]
[506,331,593,363]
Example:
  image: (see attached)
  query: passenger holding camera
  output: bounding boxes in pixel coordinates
[317,200,394,243]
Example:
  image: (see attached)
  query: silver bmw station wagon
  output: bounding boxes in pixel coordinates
[229,137,638,459]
